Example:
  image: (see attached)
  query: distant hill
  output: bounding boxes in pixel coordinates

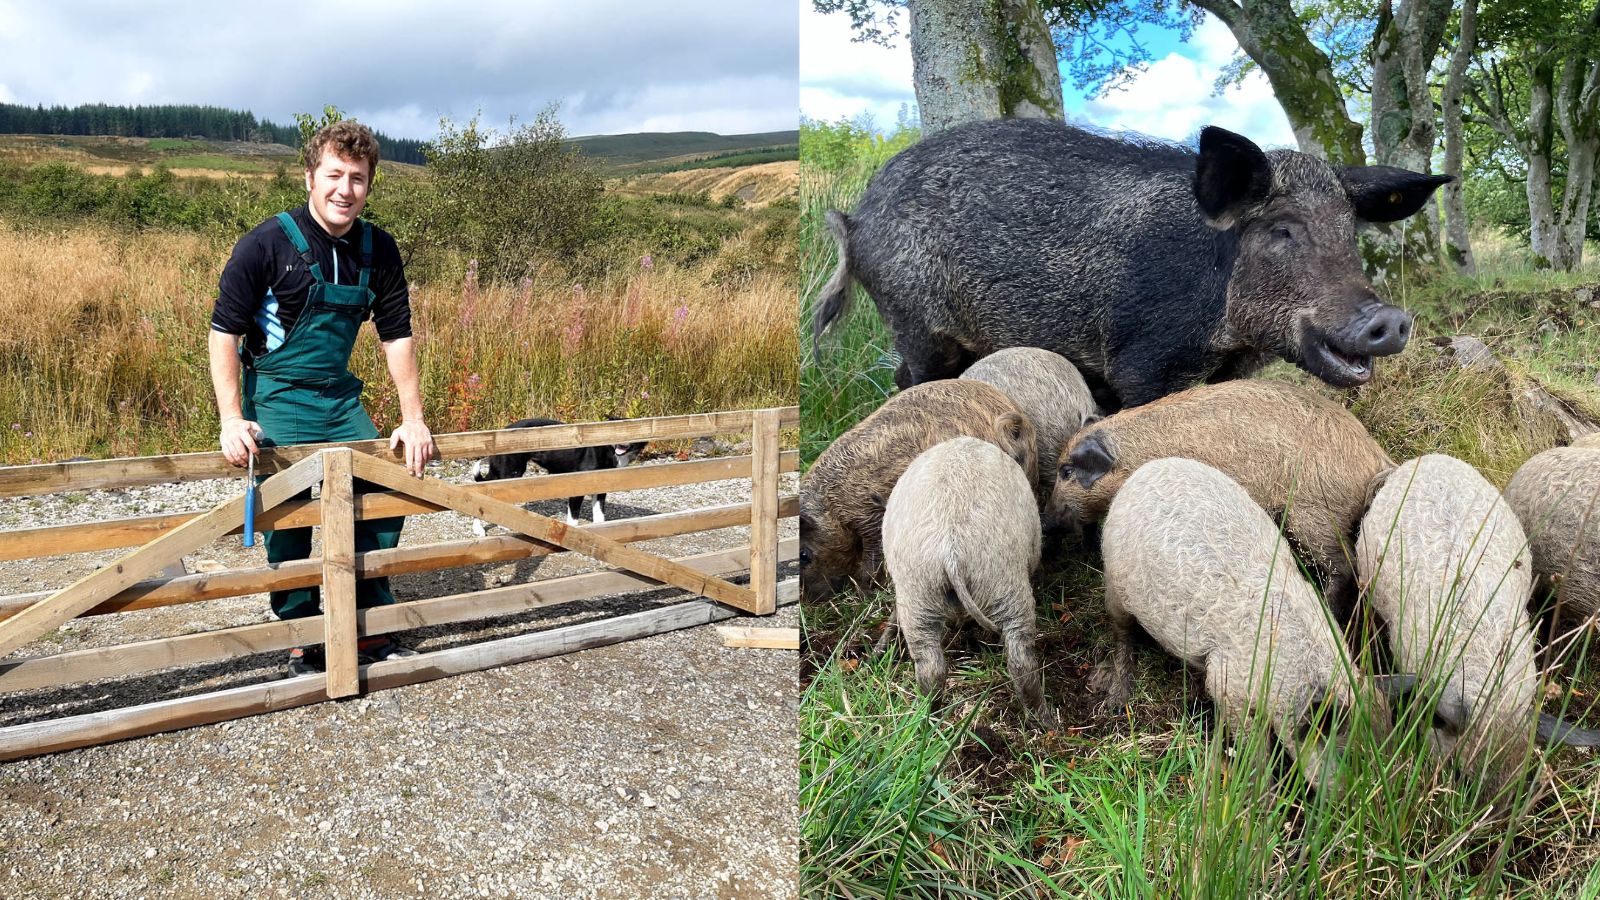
[566,130,799,167]
[0,102,428,165]
[0,127,802,180]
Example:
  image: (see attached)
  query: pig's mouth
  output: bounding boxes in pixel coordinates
[1299,329,1374,388]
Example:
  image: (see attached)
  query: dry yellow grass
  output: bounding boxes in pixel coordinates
[0,220,796,463]
[622,161,799,206]
[78,165,275,180]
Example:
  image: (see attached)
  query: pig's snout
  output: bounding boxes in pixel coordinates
[1344,304,1412,357]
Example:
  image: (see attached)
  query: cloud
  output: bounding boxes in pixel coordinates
[1081,17,1295,148]
[0,0,798,139]
[799,2,917,130]
[798,7,1294,146]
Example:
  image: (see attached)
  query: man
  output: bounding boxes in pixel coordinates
[209,120,436,676]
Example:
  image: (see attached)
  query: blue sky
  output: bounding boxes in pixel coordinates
[800,1,1297,148]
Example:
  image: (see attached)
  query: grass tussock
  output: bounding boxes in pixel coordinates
[1346,344,1567,488]
[0,219,795,463]
[620,161,799,207]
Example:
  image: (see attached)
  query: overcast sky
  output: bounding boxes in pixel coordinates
[0,0,799,140]
[801,3,1296,149]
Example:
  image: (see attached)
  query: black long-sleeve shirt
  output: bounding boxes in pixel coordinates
[210,205,412,360]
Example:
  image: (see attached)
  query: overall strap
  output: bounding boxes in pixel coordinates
[273,212,326,284]
[358,221,372,290]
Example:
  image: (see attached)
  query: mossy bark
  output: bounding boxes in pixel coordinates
[1190,0,1365,165]
[1441,0,1478,275]
[1368,0,1453,269]
[908,0,1064,135]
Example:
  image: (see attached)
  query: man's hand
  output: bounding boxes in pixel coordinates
[220,416,261,467]
[390,420,436,477]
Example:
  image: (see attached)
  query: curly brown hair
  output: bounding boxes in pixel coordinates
[304,120,381,176]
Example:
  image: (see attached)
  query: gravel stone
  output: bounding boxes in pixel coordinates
[0,457,799,898]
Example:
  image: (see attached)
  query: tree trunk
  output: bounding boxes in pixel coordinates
[1441,0,1477,274]
[1552,43,1600,269]
[1190,0,1366,165]
[907,0,1064,135]
[1368,0,1454,269]
[1526,56,1562,267]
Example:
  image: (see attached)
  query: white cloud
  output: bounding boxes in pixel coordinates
[0,0,797,140]
[798,8,1294,148]
[1081,17,1295,148]
[799,1,917,131]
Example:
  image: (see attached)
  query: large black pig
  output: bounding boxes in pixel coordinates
[812,119,1450,410]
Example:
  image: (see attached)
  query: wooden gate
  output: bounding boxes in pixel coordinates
[0,408,797,759]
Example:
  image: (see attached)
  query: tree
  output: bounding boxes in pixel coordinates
[819,0,1065,132]
[819,0,1461,278]
[1440,0,1478,272]
[411,107,607,282]
[1467,0,1600,270]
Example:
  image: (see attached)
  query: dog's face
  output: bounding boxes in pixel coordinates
[611,440,647,467]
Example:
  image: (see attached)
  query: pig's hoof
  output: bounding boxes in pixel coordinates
[1035,706,1063,731]
[1087,660,1116,694]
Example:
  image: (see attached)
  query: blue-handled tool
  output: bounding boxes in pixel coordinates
[243,447,257,547]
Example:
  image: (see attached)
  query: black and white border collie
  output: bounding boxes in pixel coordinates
[469,417,648,535]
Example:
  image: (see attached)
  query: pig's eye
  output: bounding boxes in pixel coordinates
[1058,464,1074,482]
[1270,224,1296,244]
[799,547,813,566]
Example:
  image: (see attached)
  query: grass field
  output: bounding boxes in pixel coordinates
[799,145,1600,897]
[0,214,795,464]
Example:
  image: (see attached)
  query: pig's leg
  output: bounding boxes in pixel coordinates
[889,331,970,388]
[1092,581,1136,713]
[897,588,951,704]
[871,607,900,657]
[1003,623,1057,729]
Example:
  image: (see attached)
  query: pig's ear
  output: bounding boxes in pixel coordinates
[1194,126,1272,229]
[995,411,1036,471]
[1339,166,1453,223]
[1064,431,1114,490]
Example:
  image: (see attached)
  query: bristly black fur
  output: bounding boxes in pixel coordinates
[827,117,1446,409]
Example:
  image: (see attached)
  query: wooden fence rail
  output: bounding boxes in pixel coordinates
[0,407,797,759]
[0,452,799,561]
[0,408,799,497]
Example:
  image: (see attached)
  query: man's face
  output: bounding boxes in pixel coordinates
[304,151,370,237]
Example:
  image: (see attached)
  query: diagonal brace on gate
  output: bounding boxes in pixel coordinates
[349,451,759,612]
[0,454,327,658]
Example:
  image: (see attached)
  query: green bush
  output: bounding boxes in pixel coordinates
[413,108,609,282]
[23,162,112,216]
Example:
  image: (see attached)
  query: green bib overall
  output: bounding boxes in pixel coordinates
[243,212,402,619]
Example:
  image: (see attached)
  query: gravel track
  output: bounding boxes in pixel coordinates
[0,455,799,898]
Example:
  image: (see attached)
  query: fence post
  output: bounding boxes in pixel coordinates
[321,448,359,698]
[749,408,781,616]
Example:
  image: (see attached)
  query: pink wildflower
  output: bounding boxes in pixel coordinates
[666,302,690,346]
[640,254,653,271]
